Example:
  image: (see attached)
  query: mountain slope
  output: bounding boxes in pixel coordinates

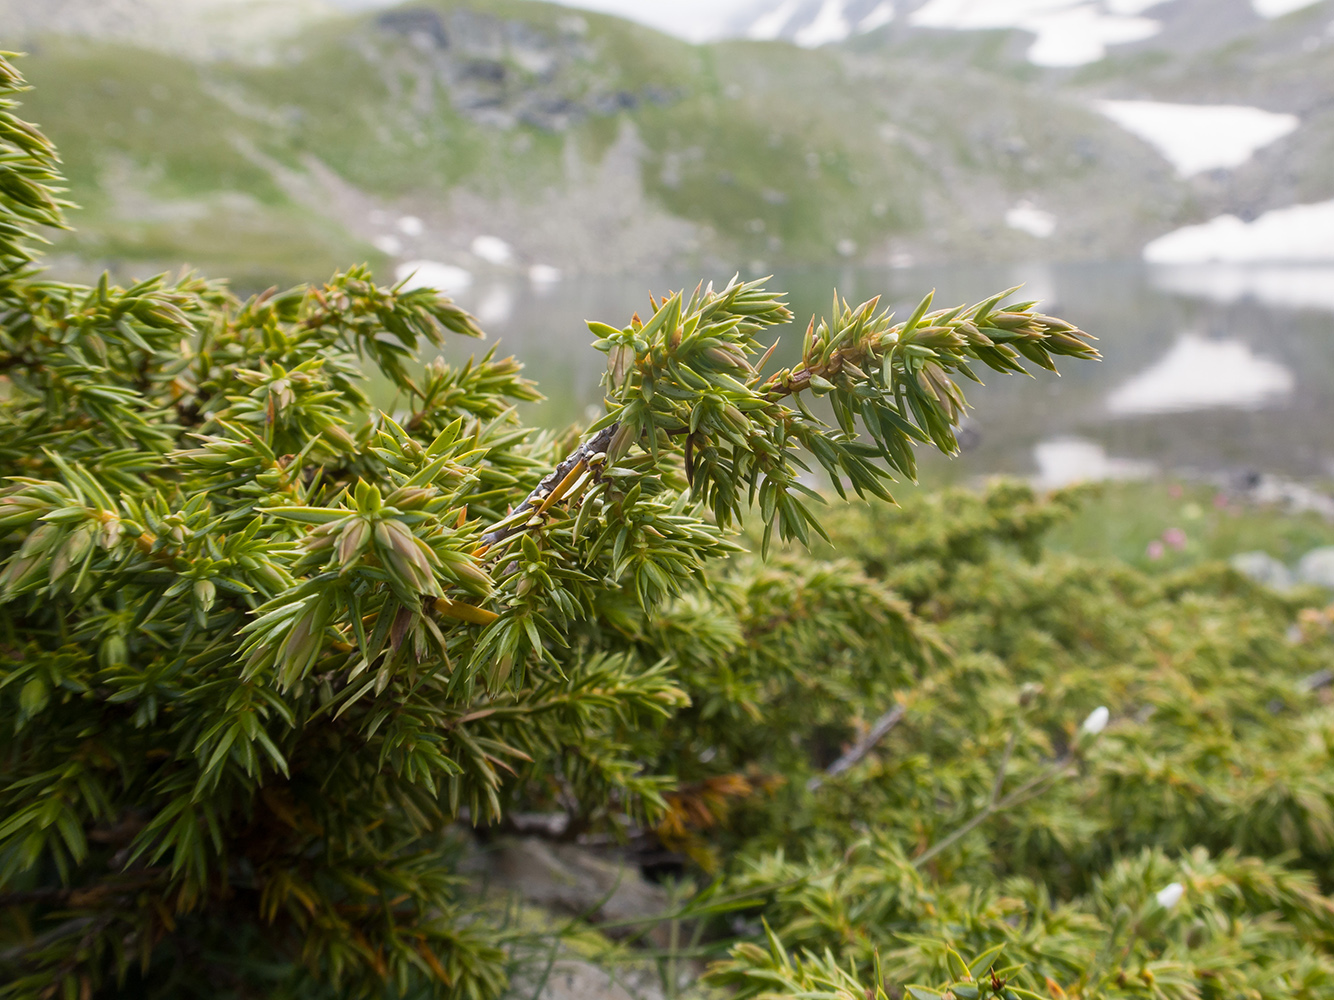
[731,0,1329,56]
[0,0,339,61]
[8,0,1321,285]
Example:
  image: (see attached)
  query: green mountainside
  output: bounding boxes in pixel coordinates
[5,0,1329,286]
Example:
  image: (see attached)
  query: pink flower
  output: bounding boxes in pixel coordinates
[1147,540,1165,560]
[1163,528,1187,551]
[1213,493,1229,509]
[1168,484,1184,499]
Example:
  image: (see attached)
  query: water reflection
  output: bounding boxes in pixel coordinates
[1107,335,1294,415]
[472,284,517,328]
[427,260,1334,482]
[1151,264,1334,313]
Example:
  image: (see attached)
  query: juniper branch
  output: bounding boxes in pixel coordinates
[485,279,1097,550]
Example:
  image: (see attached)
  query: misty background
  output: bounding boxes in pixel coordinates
[3,0,1333,487]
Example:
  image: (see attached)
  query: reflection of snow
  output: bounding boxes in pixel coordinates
[470,235,515,266]
[1011,262,1058,307]
[794,0,852,46]
[395,260,473,295]
[1033,437,1154,489]
[529,264,563,285]
[1107,335,1294,415]
[1253,0,1323,16]
[910,0,1161,65]
[1144,200,1334,263]
[1151,264,1334,313]
[1097,101,1298,176]
[473,285,515,327]
[1006,201,1056,238]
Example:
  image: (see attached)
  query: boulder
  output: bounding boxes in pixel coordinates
[489,838,671,945]
[1298,547,1334,590]
[1231,551,1294,590]
[510,959,665,1000]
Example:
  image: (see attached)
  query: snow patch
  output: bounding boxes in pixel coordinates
[1143,199,1334,264]
[1106,0,1169,12]
[910,0,1161,65]
[395,215,424,237]
[395,261,473,295]
[1097,100,1299,176]
[1253,0,1324,17]
[912,0,1097,27]
[470,235,515,266]
[1107,335,1294,415]
[1033,438,1154,489]
[858,2,896,32]
[1006,201,1057,238]
[1026,7,1160,65]
[748,0,802,39]
[794,0,852,47]
[371,234,402,257]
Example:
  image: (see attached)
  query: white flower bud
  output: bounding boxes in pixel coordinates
[1155,882,1184,909]
[1081,706,1110,736]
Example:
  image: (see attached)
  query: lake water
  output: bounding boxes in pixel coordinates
[428,260,1334,488]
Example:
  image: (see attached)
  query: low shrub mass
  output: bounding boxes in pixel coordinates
[3,52,1333,1000]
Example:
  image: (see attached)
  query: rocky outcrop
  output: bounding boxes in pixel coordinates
[373,6,678,132]
[487,837,672,946]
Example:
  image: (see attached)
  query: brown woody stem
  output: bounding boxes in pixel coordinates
[807,703,907,791]
[480,423,618,547]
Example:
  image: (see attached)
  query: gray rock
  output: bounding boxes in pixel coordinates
[377,8,449,49]
[1244,476,1334,520]
[1298,547,1334,590]
[489,838,670,944]
[1231,551,1294,590]
[509,959,665,1000]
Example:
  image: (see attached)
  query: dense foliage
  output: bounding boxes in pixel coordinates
[687,486,1334,999]
[3,51,1333,1000]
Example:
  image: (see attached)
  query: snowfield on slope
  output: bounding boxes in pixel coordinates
[909,0,1163,66]
[1097,101,1299,176]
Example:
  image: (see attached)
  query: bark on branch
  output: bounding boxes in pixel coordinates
[480,423,618,547]
[807,704,906,791]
